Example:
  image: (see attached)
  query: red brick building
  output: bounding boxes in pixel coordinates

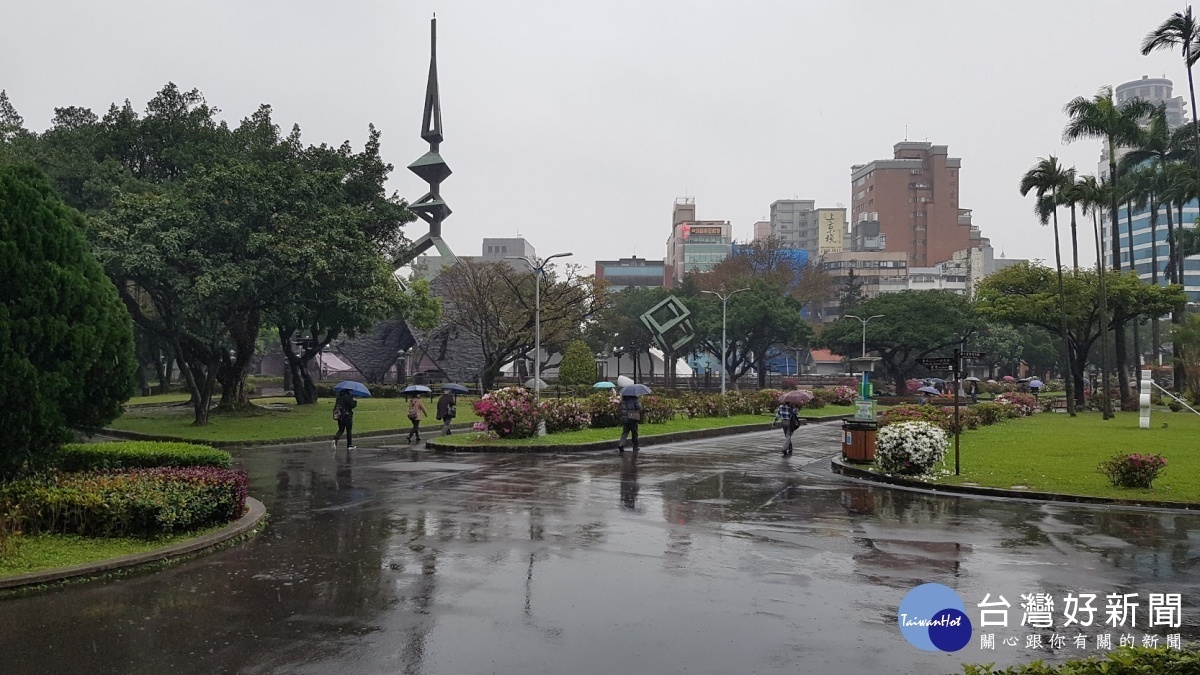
[850,142,972,267]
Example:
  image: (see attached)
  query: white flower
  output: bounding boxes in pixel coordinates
[875,421,949,477]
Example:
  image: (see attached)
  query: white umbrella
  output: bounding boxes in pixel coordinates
[524,378,548,390]
[965,376,981,382]
[615,375,634,387]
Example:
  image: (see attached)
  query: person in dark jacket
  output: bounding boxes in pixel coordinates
[332,389,358,451]
[436,391,457,436]
[618,395,642,453]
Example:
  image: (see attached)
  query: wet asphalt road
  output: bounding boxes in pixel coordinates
[3,422,1200,675]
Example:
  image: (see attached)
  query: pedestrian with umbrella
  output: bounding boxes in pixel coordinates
[965,376,981,404]
[437,384,468,436]
[331,381,370,451]
[774,390,811,456]
[403,385,431,443]
[916,385,941,405]
[1029,378,1043,400]
[618,383,650,453]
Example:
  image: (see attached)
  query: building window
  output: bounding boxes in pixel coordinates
[502,246,507,253]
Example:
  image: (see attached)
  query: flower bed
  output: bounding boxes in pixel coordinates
[55,441,231,472]
[875,421,949,476]
[1098,452,1167,489]
[539,399,591,433]
[474,387,542,438]
[1,467,248,538]
[995,392,1037,416]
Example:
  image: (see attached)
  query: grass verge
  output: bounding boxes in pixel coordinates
[0,525,224,577]
[108,396,480,443]
[930,409,1200,503]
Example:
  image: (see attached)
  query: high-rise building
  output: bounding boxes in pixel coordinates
[850,141,973,267]
[1097,76,1199,301]
[664,197,731,286]
[1116,75,1186,128]
[596,256,665,292]
[769,199,818,250]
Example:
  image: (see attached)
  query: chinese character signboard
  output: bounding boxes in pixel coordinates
[817,208,845,255]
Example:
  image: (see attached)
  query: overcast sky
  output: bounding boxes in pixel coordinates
[3,0,1191,270]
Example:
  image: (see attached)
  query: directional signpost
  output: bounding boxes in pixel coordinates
[916,349,985,475]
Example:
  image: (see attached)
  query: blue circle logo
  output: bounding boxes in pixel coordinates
[898,583,973,652]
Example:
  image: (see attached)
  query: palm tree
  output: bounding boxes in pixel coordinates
[1019,156,1076,416]
[1057,166,1082,270]
[1118,172,1146,391]
[1163,162,1195,394]
[1063,87,1154,407]
[1127,165,1166,362]
[1142,7,1200,186]
[1121,105,1181,285]
[1076,173,1114,418]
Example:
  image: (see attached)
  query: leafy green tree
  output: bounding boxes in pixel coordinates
[1019,156,1077,414]
[976,262,1185,406]
[839,269,865,314]
[557,340,597,386]
[0,166,136,477]
[686,280,813,388]
[1062,86,1155,406]
[973,322,1024,378]
[816,291,976,393]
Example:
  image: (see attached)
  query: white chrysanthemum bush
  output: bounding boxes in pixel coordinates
[875,421,949,476]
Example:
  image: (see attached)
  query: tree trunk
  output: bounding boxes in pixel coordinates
[160,348,174,394]
[216,313,260,412]
[1150,195,1160,369]
[1108,147,1130,409]
[280,329,318,405]
[757,356,768,389]
[1093,211,1113,419]
[1126,199,1142,404]
[1069,203,1080,271]
[1050,193,1077,416]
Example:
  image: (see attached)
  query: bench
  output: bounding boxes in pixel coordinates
[1052,398,1069,413]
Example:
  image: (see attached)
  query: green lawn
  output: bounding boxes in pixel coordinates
[125,393,193,406]
[798,404,860,418]
[0,526,223,577]
[108,397,479,443]
[932,410,1200,503]
[435,413,778,447]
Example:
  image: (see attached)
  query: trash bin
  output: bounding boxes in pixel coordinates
[842,419,878,463]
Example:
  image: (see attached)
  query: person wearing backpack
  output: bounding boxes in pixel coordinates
[406,394,428,443]
[773,401,800,456]
[436,390,457,436]
[617,394,642,453]
[332,389,358,451]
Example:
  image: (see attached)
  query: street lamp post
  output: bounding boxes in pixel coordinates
[844,314,885,358]
[701,287,751,396]
[510,252,573,435]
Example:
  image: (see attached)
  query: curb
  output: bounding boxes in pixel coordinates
[0,497,268,591]
[97,423,477,449]
[829,457,1200,511]
[427,415,851,453]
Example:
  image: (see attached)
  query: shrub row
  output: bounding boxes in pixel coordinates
[1,467,248,538]
[960,646,1200,674]
[878,397,1032,433]
[473,387,854,438]
[55,441,231,472]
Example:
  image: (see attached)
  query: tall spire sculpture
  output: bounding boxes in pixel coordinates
[397,15,457,275]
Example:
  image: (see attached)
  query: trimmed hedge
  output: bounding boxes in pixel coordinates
[1,467,248,537]
[961,646,1200,674]
[55,441,231,472]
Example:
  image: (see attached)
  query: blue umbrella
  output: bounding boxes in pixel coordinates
[402,385,432,394]
[333,380,372,397]
[593,381,616,389]
[917,386,941,395]
[1028,379,1044,389]
[442,383,470,394]
[621,383,652,397]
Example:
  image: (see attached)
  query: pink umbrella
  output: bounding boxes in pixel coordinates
[1002,376,1015,382]
[780,390,814,405]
